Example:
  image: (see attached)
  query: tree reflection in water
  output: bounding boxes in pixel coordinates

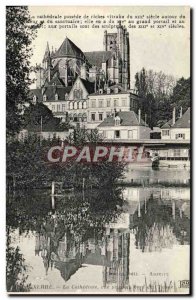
[7,189,190,292]
[7,187,124,289]
[6,228,31,292]
[132,195,190,252]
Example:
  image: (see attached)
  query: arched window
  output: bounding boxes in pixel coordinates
[74,89,83,100]
[74,102,77,110]
[83,101,87,109]
[69,102,73,110]
[79,101,82,109]
[43,95,47,102]
[55,93,58,101]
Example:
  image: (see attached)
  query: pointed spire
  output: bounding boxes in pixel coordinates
[42,42,50,63]
[51,46,55,58]
[46,41,50,53]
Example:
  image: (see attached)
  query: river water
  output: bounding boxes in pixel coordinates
[7,168,190,294]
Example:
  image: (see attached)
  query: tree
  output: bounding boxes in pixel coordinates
[170,77,190,113]
[134,68,177,127]
[135,68,156,128]
[23,103,60,132]
[6,6,42,136]
[135,68,148,99]
[145,93,157,129]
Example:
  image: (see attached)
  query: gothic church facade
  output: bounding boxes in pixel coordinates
[31,22,140,127]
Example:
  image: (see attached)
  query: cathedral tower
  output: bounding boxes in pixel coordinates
[103,22,130,90]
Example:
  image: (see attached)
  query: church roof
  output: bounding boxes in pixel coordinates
[98,111,147,127]
[55,37,85,59]
[50,63,60,78]
[84,51,112,68]
[55,260,81,282]
[48,76,65,87]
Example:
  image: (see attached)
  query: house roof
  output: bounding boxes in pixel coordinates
[80,78,95,94]
[98,111,147,127]
[161,119,173,129]
[54,37,85,59]
[161,108,190,129]
[84,51,112,68]
[89,84,130,96]
[29,89,43,102]
[172,107,190,128]
[43,86,71,101]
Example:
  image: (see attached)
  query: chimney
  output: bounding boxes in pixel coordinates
[172,107,176,125]
[180,107,183,118]
[138,109,141,124]
[145,114,147,126]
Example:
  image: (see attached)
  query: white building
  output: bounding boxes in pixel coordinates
[87,85,140,129]
[161,107,190,141]
[98,110,151,140]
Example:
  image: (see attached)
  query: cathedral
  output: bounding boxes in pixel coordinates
[31,22,140,128]
[35,21,130,90]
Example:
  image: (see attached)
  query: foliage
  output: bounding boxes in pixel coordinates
[6,6,42,136]
[23,103,61,132]
[7,187,123,236]
[67,126,102,146]
[170,77,190,113]
[6,230,31,292]
[135,68,190,128]
[132,195,190,251]
[7,127,125,189]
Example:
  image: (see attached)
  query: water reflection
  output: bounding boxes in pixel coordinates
[7,185,190,293]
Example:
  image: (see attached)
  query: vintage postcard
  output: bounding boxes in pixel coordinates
[6,6,191,295]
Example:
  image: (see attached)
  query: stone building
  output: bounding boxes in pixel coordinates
[30,22,142,129]
[35,21,130,90]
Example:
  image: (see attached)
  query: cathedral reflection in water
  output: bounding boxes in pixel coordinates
[34,186,190,291]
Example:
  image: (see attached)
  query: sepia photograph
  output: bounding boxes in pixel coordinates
[6,5,191,295]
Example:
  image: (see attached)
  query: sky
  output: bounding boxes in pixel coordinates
[29,6,190,88]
